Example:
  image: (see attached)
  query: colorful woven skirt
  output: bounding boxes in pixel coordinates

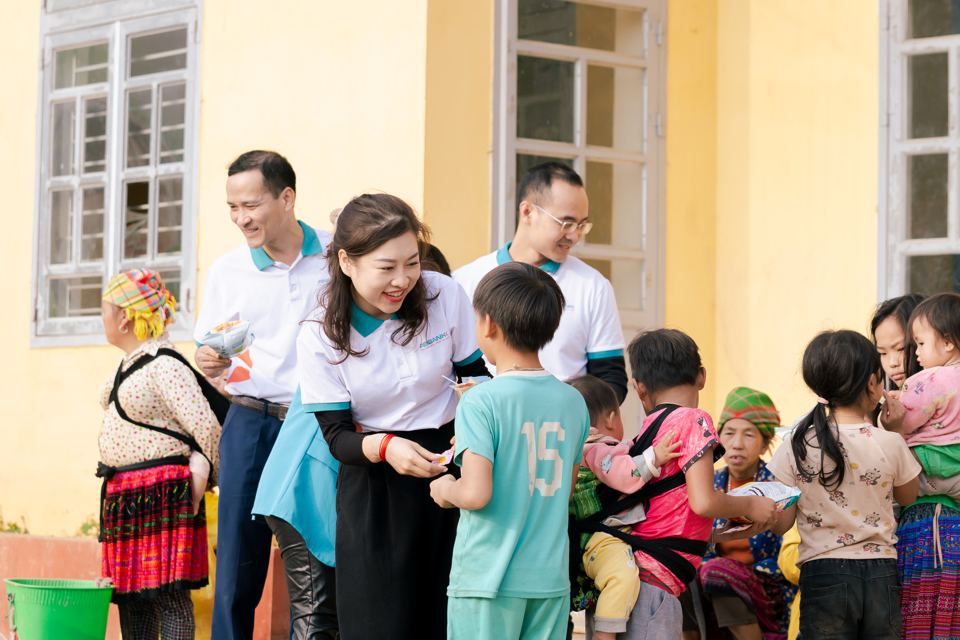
[699,557,789,640]
[100,463,208,604]
[897,502,960,640]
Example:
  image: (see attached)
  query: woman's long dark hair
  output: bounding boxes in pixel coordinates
[792,330,881,491]
[315,193,433,363]
[870,293,926,389]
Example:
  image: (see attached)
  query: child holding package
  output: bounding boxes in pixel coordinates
[578,329,778,640]
[768,330,920,640]
[568,375,681,640]
[429,262,591,640]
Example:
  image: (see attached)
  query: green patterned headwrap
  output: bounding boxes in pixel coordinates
[719,386,780,438]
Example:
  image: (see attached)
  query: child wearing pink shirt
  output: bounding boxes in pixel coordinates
[568,375,681,640]
[574,330,778,640]
[885,293,960,498]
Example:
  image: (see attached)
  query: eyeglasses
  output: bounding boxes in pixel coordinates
[532,204,593,235]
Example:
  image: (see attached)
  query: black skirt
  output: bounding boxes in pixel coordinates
[335,421,460,640]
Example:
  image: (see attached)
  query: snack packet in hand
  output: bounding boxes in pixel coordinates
[199,319,255,358]
[722,481,801,533]
[448,376,490,398]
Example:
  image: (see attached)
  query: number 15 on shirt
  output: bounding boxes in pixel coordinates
[522,421,566,497]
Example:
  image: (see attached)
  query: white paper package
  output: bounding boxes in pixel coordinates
[199,319,255,358]
[721,481,801,533]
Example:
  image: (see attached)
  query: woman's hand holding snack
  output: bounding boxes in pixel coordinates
[195,345,232,378]
[880,391,907,433]
[381,436,446,478]
[743,495,777,529]
[653,430,683,468]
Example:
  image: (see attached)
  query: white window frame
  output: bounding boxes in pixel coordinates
[879,0,960,300]
[491,0,668,331]
[31,0,201,347]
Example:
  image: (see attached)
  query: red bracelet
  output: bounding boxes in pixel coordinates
[378,434,395,463]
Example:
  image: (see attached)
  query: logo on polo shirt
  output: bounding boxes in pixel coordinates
[419,331,450,351]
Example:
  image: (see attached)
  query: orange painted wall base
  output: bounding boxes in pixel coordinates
[0,534,289,640]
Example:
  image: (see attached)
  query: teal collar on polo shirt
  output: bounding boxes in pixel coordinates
[250,220,322,271]
[496,241,560,274]
[350,301,398,338]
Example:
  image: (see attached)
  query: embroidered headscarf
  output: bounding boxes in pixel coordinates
[719,386,780,439]
[102,268,177,340]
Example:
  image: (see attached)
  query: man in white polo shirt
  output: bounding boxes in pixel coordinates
[193,151,333,640]
[454,162,627,402]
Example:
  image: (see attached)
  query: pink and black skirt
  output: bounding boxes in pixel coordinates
[97,456,208,604]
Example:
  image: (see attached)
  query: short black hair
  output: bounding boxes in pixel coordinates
[567,375,619,427]
[422,243,451,277]
[910,292,960,349]
[517,161,584,211]
[628,328,702,394]
[228,150,296,198]
[473,262,565,353]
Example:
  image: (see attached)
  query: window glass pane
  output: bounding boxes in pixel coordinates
[82,97,107,173]
[49,189,73,265]
[910,53,948,139]
[587,65,644,152]
[52,101,76,177]
[129,28,187,77]
[48,276,103,318]
[910,0,960,39]
[127,89,152,168]
[518,0,644,56]
[517,55,574,143]
[54,43,108,89]
[81,186,105,262]
[124,181,149,258]
[908,154,948,239]
[156,269,181,302]
[157,176,183,255]
[584,161,643,250]
[159,83,186,164]
[583,258,644,309]
[909,254,960,293]
[516,154,574,197]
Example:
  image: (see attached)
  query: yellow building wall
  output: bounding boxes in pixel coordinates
[710,0,879,424]
[0,1,116,537]
[423,1,494,269]
[665,0,720,416]
[0,0,881,534]
[0,0,454,536]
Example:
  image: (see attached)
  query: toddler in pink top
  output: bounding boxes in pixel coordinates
[568,375,682,639]
[885,293,960,498]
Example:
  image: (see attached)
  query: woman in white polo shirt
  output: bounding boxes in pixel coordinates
[297,193,489,640]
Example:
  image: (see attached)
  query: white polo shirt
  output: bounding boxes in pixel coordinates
[297,270,483,432]
[194,221,331,404]
[453,242,624,381]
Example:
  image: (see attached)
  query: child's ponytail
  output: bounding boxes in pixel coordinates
[792,330,882,491]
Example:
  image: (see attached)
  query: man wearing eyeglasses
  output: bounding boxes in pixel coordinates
[453,161,627,402]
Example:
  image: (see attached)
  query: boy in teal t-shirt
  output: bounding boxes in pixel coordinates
[430,262,590,640]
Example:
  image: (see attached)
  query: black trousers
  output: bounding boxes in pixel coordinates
[117,590,195,640]
[264,516,338,640]
[799,558,901,640]
[335,422,459,640]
